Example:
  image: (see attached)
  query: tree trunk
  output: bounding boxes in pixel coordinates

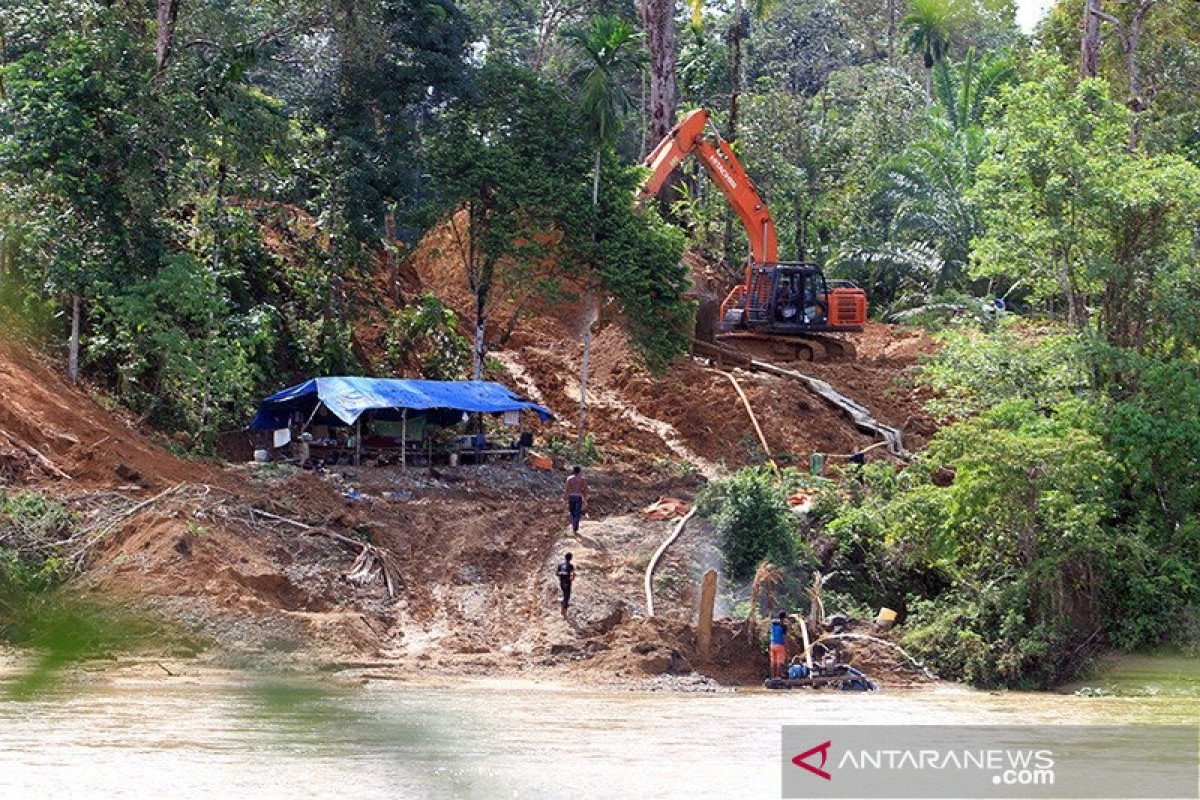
[384,208,400,303]
[640,0,678,144]
[579,148,603,459]
[727,0,743,141]
[1089,1,1158,146]
[1124,1,1156,147]
[592,149,601,206]
[925,67,932,105]
[577,288,593,460]
[68,293,81,384]
[1081,0,1101,79]
[887,0,896,68]
[472,314,486,381]
[155,0,182,75]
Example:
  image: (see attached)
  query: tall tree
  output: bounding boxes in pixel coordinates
[971,63,1200,350]
[563,15,645,456]
[638,0,678,146]
[903,0,954,102]
[429,64,592,380]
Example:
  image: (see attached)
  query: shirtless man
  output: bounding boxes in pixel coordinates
[565,466,589,534]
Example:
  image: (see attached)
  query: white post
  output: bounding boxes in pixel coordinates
[355,418,362,467]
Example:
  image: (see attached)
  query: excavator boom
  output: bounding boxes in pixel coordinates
[640,109,778,264]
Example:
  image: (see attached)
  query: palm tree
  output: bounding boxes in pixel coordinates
[932,48,1015,132]
[562,16,645,458]
[874,122,986,292]
[563,16,645,204]
[902,0,954,103]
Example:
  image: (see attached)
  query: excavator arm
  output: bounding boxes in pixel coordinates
[640,108,868,356]
[640,109,779,264]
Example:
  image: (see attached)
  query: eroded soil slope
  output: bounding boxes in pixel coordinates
[392,216,939,471]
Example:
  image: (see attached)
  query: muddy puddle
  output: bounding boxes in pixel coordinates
[1,656,1197,798]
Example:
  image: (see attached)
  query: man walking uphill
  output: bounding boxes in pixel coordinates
[556,552,575,618]
[565,466,589,534]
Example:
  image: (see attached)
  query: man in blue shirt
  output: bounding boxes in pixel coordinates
[770,611,789,679]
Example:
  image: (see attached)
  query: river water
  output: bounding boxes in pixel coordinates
[1,656,1197,799]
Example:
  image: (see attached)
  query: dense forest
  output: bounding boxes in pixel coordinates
[1,0,1198,687]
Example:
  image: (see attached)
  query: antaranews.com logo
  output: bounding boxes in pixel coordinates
[781,725,1198,799]
[791,738,1055,786]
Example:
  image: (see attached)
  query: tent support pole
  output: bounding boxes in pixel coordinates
[302,401,323,433]
[401,409,407,470]
[355,418,362,467]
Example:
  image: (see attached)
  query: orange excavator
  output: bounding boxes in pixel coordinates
[641,108,868,361]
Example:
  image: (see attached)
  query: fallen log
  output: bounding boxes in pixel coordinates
[250,507,402,598]
[0,430,72,480]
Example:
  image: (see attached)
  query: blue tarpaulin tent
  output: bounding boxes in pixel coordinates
[249,377,554,431]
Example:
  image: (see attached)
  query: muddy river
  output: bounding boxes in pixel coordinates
[1,655,1197,798]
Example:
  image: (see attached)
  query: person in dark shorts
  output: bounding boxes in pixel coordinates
[556,552,575,618]
[565,466,589,534]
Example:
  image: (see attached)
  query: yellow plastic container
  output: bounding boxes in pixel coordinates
[875,607,897,625]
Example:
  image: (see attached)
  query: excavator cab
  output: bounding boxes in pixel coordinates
[716,264,867,361]
[721,264,866,334]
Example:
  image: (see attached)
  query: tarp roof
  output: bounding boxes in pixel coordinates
[249,377,554,431]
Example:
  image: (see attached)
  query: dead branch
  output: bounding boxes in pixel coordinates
[68,483,188,569]
[0,430,71,480]
[249,507,403,597]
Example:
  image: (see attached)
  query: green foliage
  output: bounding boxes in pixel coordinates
[562,15,646,151]
[429,62,593,373]
[87,253,274,449]
[857,122,986,295]
[699,466,798,581]
[903,0,955,70]
[593,161,693,372]
[0,25,162,302]
[838,50,1011,304]
[0,490,77,596]
[817,399,1124,687]
[917,320,1090,419]
[545,433,602,465]
[931,48,1014,132]
[971,61,1200,352]
[384,293,471,380]
[809,326,1200,687]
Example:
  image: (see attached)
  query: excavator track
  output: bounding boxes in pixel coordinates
[712,331,857,363]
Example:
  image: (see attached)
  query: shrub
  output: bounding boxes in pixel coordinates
[700,466,798,581]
